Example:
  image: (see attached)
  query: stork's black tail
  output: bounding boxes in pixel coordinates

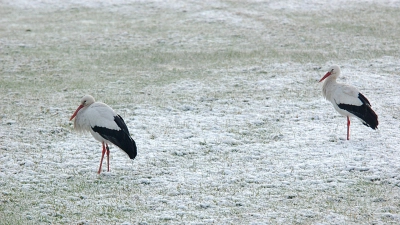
[360,105,378,130]
[111,133,137,159]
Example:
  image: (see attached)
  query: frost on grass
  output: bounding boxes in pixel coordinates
[1,0,400,224]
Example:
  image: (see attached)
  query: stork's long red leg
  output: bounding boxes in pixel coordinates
[98,142,106,174]
[106,144,110,172]
[347,116,350,140]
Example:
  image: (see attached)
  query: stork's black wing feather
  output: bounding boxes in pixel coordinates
[92,115,137,159]
[337,93,378,130]
[358,93,371,106]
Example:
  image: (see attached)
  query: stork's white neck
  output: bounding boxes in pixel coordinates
[322,76,338,100]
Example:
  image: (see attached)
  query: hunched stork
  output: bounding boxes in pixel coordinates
[319,65,378,140]
[70,95,137,173]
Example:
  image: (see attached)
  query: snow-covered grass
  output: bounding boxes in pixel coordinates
[1,0,400,224]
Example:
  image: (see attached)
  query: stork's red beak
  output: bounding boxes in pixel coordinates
[319,71,331,83]
[70,105,84,121]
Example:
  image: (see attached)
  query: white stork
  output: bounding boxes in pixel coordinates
[70,95,137,173]
[319,65,378,140]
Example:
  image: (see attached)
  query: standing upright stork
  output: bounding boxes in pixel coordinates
[70,95,137,173]
[319,65,378,140]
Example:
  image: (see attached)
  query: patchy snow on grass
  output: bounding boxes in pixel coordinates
[1,0,400,224]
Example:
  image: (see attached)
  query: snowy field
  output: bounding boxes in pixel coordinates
[1,0,400,224]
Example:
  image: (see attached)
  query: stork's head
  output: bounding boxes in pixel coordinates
[80,95,95,107]
[70,95,95,120]
[319,65,341,82]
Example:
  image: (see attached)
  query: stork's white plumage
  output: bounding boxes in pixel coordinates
[70,95,137,174]
[319,65,378,140]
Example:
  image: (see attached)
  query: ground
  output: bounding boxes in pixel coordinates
[1,0,400,224]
